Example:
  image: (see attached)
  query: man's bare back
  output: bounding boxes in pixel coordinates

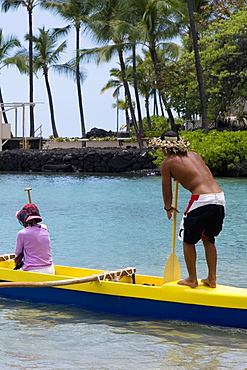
[161,151,222,195]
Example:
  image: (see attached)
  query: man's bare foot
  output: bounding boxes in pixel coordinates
[177,278,198,288]
[201,278,216,288]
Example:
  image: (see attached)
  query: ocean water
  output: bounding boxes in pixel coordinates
[0,173,246,369]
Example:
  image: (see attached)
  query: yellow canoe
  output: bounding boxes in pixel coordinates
[0,254,246,329]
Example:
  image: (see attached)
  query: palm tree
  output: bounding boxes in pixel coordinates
[112,98,131,134]
[82,0,146,144]
[101,66,133,132]
[117,19,144,134]
[186,0,208,132]
[0,29,22,123]
[131,0,182,132]
[41,0,94,138]
[131,43,144,134]
[31,26,70,138]
[0,0,40,136]
[134,54,155,130]
[101,68,123,134]
[96,4,146,135]
[80,0,144,147]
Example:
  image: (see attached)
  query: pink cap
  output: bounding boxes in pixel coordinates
[26,215,42,223]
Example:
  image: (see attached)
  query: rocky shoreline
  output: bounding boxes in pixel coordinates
[0,147,246,176]
[0,147,158,174]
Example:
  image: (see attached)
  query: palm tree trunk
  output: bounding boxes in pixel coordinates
[132,44,143,134]
[28,9,35,137]
[145,95,152,130]
[75,26,86,138]
[153,88,158,116]
[125,108,130,133]
[0,88,8,123]
[159,92,165,117]
[187,0,208,132]
[118,49,143,148]
[149,45,176,132]
[44,72,59,138]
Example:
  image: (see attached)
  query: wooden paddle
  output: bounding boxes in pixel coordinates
[14,188,32,270]
[0,267,136,288]
[24,188,32,203]
[163,180,181,283]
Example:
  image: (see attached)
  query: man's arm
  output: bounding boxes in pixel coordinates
[161,162,172,208]
[160,159,178,219]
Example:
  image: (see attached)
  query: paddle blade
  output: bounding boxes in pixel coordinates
[163,250,181,283]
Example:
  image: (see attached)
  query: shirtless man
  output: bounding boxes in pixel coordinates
[150,131,225,288]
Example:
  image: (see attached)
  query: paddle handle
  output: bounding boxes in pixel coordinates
[171,181,178,251]
[24,188,32,203]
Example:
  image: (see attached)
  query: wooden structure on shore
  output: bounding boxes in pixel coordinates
[0,102,43,151]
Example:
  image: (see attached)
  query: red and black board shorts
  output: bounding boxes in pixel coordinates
[180,204,225,244]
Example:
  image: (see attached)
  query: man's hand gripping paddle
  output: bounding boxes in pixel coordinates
[163,180,181,283]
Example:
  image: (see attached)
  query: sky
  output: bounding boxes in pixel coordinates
[0,7,125,138]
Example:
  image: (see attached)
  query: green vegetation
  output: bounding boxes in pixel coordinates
[55,137,64,142]
[150,130,247,174]
[141,116,183,138]
[88,136,117,141]
[142,116,171,134]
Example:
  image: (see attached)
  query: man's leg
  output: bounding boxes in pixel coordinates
[201,236,217,288]
[178,242,198,288]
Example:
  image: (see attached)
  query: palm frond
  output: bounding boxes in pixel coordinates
[52,62,86,83]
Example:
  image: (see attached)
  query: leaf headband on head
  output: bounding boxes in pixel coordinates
[149,136,190,153]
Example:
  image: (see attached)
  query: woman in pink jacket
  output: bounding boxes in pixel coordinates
[15,203,55,274]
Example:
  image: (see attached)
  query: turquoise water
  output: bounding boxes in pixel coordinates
[0,173,247,369]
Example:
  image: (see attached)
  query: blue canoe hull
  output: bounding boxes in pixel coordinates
[0,284,246,329]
